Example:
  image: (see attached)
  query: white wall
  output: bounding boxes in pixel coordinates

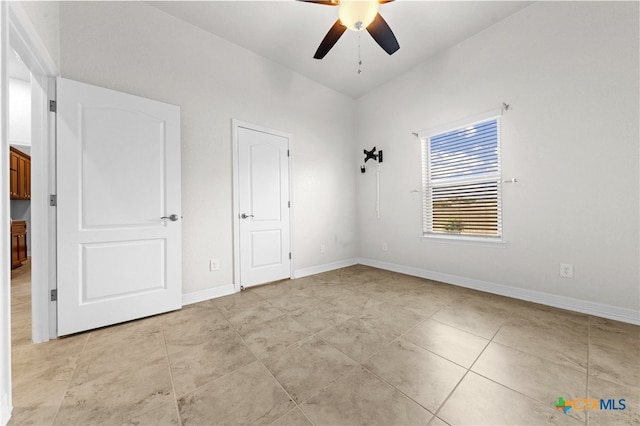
[356,2,639,317]
[8,78,30,145]
[18,1,59,71]
[58,2,358,295]
[16,1,640,322]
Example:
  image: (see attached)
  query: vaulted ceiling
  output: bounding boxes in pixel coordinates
[147,1,532,99]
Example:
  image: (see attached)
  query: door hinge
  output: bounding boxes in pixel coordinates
[49,100,56,112]
[287,149,290,157]
[288,201,290,208]
[49,194,57,206]
[50,289,57,301]
[289,252,292,260]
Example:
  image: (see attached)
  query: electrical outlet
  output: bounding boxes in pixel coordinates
[320,244,326,254]
[382,242,388,252]
[560,263,573,278]
[210,259,220,271]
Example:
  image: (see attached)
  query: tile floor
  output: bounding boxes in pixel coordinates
[8,261,640,425]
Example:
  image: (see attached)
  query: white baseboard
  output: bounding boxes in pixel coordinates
[182,284,236,306]
[181,257,360,305]
[358,257,640,325]
[294,258,359,279]
[180,258,639,325]
[1,393,11,426]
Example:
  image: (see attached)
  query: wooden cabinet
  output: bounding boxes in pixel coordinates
[10,149,19,198]
[11,221,28,269]
[10,147,31,200]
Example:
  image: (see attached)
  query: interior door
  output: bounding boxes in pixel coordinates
[237,124,291,288]
[56,77,182,336]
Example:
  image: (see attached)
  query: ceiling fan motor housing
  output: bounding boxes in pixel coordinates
[304,0,399,59]
[339,0,379,31]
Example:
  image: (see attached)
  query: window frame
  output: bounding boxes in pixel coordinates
[418,109,505,245]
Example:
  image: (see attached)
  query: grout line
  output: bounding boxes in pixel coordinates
[430,368,473,423]
[159,317,184,426]
[170,304,259,398]
[253,350,317,426]
[14,266,618,425]
[430,317,505,421]
[226,315,318,425]
[359,362,438,417]
[50,330,91,426]
[179,297,322,424]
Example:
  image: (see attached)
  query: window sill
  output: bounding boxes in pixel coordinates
[419,234,507,248]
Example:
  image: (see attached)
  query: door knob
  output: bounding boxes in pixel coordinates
[161,214,179,222]
[240,213,254,219]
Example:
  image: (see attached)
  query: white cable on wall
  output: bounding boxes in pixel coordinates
[376,163,381,220]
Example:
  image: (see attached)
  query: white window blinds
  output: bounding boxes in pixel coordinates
[422,114,502,239]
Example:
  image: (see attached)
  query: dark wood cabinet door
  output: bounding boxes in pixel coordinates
[10,147,31,200]
[10,150,18,198]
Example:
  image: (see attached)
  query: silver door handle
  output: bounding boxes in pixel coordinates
[161,214,179,222]
[240,213,254,219]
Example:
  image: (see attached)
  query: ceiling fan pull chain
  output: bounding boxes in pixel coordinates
[357,34,363,74]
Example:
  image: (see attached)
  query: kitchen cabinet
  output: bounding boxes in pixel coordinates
[11,220,27,269]
[10,147,30,200]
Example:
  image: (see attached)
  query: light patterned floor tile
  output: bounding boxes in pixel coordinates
[8,263,639,426]
[301,367,432,425]
[363,338,466,412]
[403,318,489,368]
[178,361,295,425]
[438,372,582,425]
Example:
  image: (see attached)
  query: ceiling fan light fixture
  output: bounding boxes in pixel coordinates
[339,0,379,31]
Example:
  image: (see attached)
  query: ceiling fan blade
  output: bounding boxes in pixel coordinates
[366,13,400,55]
[296,0,339,5]
[297,0,391,4]
[314,20,347,59]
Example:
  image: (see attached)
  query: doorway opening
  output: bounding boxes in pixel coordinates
[7,2,58,344]
[2,3,57,422]
[8,48,34,344]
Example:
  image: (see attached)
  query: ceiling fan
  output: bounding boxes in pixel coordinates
[299,0,400,59]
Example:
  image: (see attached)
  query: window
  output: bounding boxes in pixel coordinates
[420,110,502,241]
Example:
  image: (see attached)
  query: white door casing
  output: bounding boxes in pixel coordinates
[233,120,292,289]
[8,1,58,344]
[1,2,12,423]
[56,77,182,336]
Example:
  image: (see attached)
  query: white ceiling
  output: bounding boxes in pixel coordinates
[153,1,533,99]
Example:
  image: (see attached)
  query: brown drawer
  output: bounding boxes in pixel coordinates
[11,221,27,234]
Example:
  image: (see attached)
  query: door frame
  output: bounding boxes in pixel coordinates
[231,119,294,292]
[7,2,58,343]
[1,2,57,423]
[1,4,10,422]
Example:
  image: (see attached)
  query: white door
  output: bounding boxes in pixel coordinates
[56,78,182,336]
[235,123,291,288]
